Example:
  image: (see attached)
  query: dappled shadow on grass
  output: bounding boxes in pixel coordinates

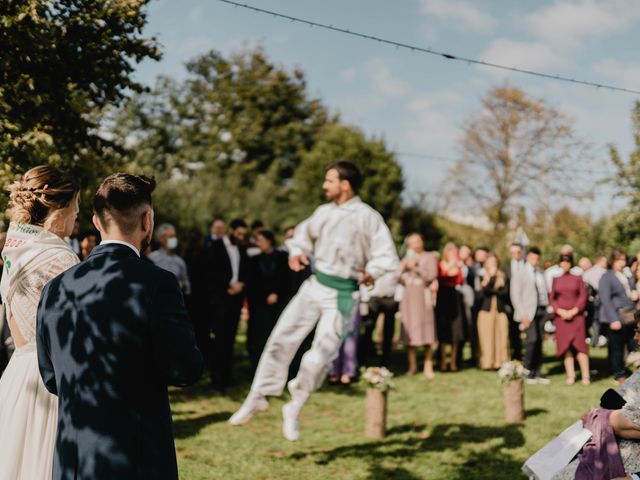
[173,411,232,439]
[289,422,526,479]
[366,464,423,480]
[524,408,548,418]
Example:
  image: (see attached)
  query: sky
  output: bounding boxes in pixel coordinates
[134,0,640,219]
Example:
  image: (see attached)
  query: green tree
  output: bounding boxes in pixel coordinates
[0,0,160,217]
[609,101,640,248]
[288,123,405,236]
[114,47,332,233]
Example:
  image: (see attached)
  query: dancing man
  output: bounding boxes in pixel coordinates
[229,161,399,441]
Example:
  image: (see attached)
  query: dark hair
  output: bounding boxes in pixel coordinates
[8,165,79,226]
[528,246,541,256]
[229,218,247,230]
[78,230,99,242]
[476,246,490,253]
[257,229,276,246]
[325,161,362,193]
[251,220,264,230]
[558,253,574,266]
[93,173,156,235]
[608,249,627,269]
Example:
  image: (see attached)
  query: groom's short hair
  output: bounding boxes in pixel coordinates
[93,173,156,234]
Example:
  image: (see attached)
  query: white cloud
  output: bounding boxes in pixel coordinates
[480,39,566,71]
[525,0,640,48]
[592,59,640,90]
[340,67,357,83]
[188,6,203,24]
[364,59,411,97]
[403,91,461,152]
[420,0,496,33]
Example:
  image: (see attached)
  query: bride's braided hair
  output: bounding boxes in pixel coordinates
[7,165,79,226]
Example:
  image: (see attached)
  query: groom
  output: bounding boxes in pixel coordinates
[36,173,203,479]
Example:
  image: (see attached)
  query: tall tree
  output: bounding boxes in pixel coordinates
[446,85,589,248]
[0,0,160,216]
[114,48,331,232]
[608,101,640,248]
[288,123,405,236]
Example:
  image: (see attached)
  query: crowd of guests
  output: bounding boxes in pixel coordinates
[2,217,640,390]
[385,240,640,387]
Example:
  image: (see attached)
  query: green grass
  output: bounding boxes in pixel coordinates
[171,339,613,480]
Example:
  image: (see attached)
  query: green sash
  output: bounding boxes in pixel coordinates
[315,270,359,318]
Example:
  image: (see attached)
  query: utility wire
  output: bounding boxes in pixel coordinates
[217,0,640,96]
[392,151,615,177]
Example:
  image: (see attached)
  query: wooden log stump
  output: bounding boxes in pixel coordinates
[365,388,387,439]
[504,379,524,423]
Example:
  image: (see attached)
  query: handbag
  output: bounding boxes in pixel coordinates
[616,306,636,326]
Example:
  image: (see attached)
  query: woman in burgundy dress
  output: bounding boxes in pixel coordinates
[549,253,590,385]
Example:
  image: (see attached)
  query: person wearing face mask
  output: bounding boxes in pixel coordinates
[35,173,202,480]
[148,223,191,295]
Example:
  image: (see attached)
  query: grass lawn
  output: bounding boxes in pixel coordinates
[171,338,615,480]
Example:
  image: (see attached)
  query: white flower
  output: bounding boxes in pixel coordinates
[219,131,232,143]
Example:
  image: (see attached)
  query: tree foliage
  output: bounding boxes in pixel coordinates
[608,101,640,249]
[0,0,160,218]
[289,124,404,227]
[115,48,419,243]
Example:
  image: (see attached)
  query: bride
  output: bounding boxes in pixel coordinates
[0,166,80,479]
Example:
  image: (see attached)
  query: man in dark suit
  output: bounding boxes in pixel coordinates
[36,173,203,480]
[203,218,249,390]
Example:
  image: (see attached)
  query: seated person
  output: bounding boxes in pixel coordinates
[553,319,640,480]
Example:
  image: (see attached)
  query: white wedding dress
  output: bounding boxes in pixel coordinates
[0,223,78,479]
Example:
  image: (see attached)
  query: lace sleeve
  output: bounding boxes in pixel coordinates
[39,249,80,281]
[621,371,640,427]
[622,403,640,427]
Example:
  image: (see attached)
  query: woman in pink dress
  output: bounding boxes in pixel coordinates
[549,253,590,385]
[399,233,439,378]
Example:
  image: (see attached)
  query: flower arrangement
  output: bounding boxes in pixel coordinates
[360,366,395,393]
[497,361,529,385]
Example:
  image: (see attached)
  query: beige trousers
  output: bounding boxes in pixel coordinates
[476,297,510,370]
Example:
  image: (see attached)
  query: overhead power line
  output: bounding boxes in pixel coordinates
[217,0,640,96]
[391,150,614,177]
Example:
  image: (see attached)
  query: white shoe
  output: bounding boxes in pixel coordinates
[282,402,300,441]
[228,394,269,426]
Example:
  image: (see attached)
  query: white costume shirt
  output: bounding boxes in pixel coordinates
[285,196,399,280]
[222,235,240,285]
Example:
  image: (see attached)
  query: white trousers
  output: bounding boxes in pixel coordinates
[249,276,356,409]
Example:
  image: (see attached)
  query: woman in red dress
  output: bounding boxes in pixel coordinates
[549,254,590,385]
[435,242,464,372]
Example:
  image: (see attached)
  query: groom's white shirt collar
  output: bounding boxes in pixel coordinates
[100,240,141,257]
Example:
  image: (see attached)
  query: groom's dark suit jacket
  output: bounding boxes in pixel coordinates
[36,243,203,480]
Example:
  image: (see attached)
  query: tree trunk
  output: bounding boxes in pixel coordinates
[504,379,524,423]
[365,388,387,439]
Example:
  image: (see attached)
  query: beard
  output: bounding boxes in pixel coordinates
[324,189,339,202]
